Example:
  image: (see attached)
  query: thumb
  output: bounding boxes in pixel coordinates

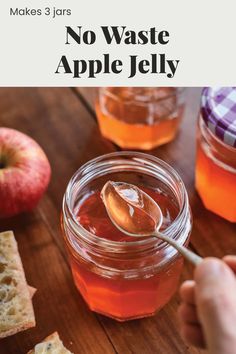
[194,258,236,354]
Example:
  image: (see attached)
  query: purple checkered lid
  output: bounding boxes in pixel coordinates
[201,87,236,148]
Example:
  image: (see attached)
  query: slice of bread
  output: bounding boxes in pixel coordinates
[0,230,35,338]
[27,332,73,354]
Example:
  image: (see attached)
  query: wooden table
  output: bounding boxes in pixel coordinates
[0,87,235,354]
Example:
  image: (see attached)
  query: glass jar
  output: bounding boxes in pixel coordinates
[196,88,236,222]
[95,87,186,150]
[62,152,192,321]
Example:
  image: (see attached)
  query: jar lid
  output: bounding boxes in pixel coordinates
[201,87,236,147]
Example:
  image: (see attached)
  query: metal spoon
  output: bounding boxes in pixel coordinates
[101,181,202,266]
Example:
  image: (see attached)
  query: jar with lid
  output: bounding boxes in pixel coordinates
[62,152,192,321]
[95,87,186,150]
[196,87,236,222]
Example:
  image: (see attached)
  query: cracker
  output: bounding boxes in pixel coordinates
[27,332,73,354]
[0,231,35,338]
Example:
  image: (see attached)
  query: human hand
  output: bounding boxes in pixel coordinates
[178,256,236,354]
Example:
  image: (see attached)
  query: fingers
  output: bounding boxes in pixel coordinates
[178,303,198,324]
[179,280,195,305]
[180,323,205,348]
[194,258,236,353]
[223,255,236,274]
[179,280,205,348]
[179,257,236,351]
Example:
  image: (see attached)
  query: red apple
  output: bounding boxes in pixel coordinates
[0,128,51,218]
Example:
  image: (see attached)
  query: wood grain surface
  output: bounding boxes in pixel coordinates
[0,87,234,354]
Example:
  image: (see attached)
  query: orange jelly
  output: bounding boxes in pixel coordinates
[196,88,236,222]
[71,188,182,320]
[96,87,185,150]
[196,117,236,222]
[62,152,192,321]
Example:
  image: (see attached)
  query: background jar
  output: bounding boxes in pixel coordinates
[62,152,192,321]
[196,87,236,222]
[95,87,186,150]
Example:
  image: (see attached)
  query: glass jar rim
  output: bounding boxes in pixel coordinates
[99,87,185,107]
[63,151,190,252]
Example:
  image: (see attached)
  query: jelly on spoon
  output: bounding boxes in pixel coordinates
[101,181,202,266]
[100,181,163,236]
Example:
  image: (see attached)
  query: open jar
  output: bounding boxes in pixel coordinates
[95,87,186,150]
[196,87,236,222]
[62,152,192,321]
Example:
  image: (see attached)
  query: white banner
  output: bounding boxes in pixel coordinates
[0,0,235,86]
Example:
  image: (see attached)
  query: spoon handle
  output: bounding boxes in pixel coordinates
[153,231,202,266]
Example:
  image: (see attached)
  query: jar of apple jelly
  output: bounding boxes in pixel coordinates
[95,87,186,150]
[62,152,192,321]
[196,87,236,222]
